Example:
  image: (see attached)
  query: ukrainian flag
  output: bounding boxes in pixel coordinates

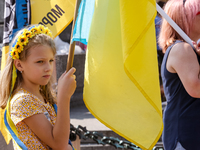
[72,0,163,149]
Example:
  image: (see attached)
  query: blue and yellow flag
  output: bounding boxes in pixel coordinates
[30,0,76,38]
[1,0,30,143]
[72,0,163,149]
[1,0,76,145]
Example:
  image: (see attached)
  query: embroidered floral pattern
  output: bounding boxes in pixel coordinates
[11,88,56,150]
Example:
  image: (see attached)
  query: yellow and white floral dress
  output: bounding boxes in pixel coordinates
[10,88,56,150]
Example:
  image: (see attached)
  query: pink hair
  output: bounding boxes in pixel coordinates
[159,0,200,52]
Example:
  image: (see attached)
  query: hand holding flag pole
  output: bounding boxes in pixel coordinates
[66,0,81,72]
[156,3,193,46]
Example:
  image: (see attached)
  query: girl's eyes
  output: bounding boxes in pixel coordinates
[36,59,54,63]
[37,60,43,63]
[50,59,54,62]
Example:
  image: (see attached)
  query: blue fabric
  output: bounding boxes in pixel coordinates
[161,41,200,150]
[68,139,75,150]
[53,103,57,114]
[155,15,162,51]
[71,0,95,45]
[4,110,28,150]
[12,0,29,40]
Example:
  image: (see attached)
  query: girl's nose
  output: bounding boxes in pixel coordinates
[45,62,52,72]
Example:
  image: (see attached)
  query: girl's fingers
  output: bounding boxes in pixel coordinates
[192,41,197,48]
[72,75,76,80]
[198,42,200,48]
[67,67,76,76]
[197,39,200,47]
[192,41,200,56]
[192,41,199,50]
[59,71,66,79]
[60,67,76,79]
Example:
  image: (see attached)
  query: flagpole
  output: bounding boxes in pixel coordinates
[66,0,81,72]
[156,3,193,46]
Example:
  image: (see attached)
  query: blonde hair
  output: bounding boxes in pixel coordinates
[0,26,57,109]
[159,0,200,52]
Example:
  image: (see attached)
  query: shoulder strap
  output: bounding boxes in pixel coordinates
[53,103,57,114]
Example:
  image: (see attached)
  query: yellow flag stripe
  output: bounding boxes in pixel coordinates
[83,0,163,149]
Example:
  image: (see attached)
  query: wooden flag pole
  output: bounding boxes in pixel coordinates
[66,0,81,72]
[66,1,81,149]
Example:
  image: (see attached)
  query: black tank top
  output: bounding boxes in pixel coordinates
[161,41,200,150]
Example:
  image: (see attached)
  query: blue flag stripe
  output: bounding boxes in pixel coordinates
[71,0,95,45]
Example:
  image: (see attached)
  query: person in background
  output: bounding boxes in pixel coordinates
[155,1,165,52]
[155,0,166,102]
[159,0,200,149]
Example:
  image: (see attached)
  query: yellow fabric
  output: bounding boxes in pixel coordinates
[1,46,9,70]
[5,64,18,136]
[13,140,23,150]
[0,46,11,144]
[0,108,11,144]
[83,0,163,149]
[30,0,76,38]
[1,65,19,145]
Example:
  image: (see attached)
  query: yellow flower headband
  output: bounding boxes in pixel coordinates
[10,25,53,59]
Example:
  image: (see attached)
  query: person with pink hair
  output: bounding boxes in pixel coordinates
[159,0,200,149]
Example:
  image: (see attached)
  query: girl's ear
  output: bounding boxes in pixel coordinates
[14,59,23,72]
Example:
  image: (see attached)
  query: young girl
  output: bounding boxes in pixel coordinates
[0,24,76,150]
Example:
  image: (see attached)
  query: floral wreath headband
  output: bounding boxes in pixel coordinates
[10,25,53,59]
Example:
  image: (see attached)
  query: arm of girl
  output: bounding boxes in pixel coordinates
[23,67,76,150]
[167,42,200,98]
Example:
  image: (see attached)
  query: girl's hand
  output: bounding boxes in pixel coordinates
[192,41,200,56]
[57,67,77,103]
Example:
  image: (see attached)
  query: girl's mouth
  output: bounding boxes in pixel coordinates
[43,75,50,78]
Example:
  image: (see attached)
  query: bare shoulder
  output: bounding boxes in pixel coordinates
[167,42,197,73]
[170,42,195,58]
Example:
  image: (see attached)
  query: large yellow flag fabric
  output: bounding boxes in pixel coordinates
[82,0,163,149]
[0,0,76,144]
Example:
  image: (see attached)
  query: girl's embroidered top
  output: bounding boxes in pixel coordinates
[10,25,53,59]
[11,88,57,150]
